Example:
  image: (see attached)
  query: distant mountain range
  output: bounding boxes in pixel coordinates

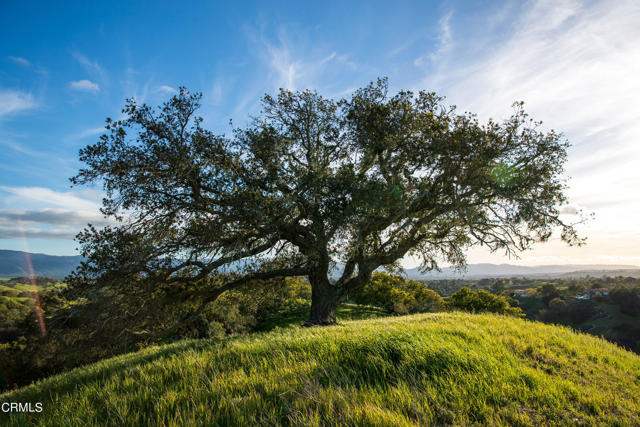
[1,249,638,281]
[403,263,640,280]
[0,250,83,279]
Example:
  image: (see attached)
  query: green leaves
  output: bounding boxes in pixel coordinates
[391,184,403,200]
[69,78,581,325]
[489,162,521,187]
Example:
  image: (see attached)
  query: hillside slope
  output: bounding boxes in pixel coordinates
[2,313,640,426]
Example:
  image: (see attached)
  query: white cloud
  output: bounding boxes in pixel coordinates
[0,90,37,117]
[250,27,355,92]
[417,0,640,220]
[402,0,640,265]
[0,189,109,241]
[8,56,31,67]
[266,41,299,90]
[0,226,79,240]
[414,10,453,66]
[70,80,100,92]
[0,186,101,211]
[559,205,580,215]
[0,138,46,157]
[209,80,222,105]
[72,52,106,82]
[65,126,105,141]
[0,208,109,227]
[121,67,152,106]
[158,85,177,94]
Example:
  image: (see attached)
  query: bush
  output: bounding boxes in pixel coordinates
[613,322,640,352]
[537,283,562,306]
[610,286,640,316]
[567,283,587,296]
[540,299,597,325]
[351,272,444,314]
[447,287,523,317]
[567,301,597,324]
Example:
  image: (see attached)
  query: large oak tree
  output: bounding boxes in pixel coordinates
[70,78,582,326]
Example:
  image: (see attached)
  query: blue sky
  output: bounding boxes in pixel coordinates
[1,0,639,266]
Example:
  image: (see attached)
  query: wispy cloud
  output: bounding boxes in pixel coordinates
[415,1,640,216]
[559,205,581,215]
[209,80,223,105]
[157,85,177,94]
[265,38,300,90]
[0,138,47,157]
[0,186,101,211]
[8,56,31,67]
[0,190,114,240]
[0,208,109,227]
[70,79,100,93]
[72,52,107,81]
[399,0,640,266]
[414,10,453,66]
[0,226,79,240]
[65,126,105,141]
[0,89,37,118]
[121,67,152,105]
[248,26,356,92]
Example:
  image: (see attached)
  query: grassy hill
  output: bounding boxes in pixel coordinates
[2,312,639,426]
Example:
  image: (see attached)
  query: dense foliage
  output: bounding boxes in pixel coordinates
[70,78,580,327]
[426,275,640,296]
[447,287,524,317]
[539,297,598,324]
[610,286,640,316]
[351,271,444,314]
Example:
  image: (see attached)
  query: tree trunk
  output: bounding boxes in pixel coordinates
[305,276,341,326]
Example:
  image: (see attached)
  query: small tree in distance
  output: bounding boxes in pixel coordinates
[69,78,582,328]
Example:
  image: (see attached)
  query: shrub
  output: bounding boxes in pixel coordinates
[351,272,444,314]
[447,287,523,317]
[537,283,562,306]
[610,286,640,316]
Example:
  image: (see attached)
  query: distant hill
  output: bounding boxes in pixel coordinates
[0,250,82,279]
[1,249,638,281]
[404,263,640,280]
[2,312,639,425]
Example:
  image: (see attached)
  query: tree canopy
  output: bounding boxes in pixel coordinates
[69,78,581,326]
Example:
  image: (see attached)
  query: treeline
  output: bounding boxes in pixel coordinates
[350,272,521,317]
[427,275,640,296]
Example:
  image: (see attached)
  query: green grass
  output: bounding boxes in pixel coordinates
[256,301,387,331]
[2,312,640,426]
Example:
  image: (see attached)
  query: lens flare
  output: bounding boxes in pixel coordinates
[17,219,47,336]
